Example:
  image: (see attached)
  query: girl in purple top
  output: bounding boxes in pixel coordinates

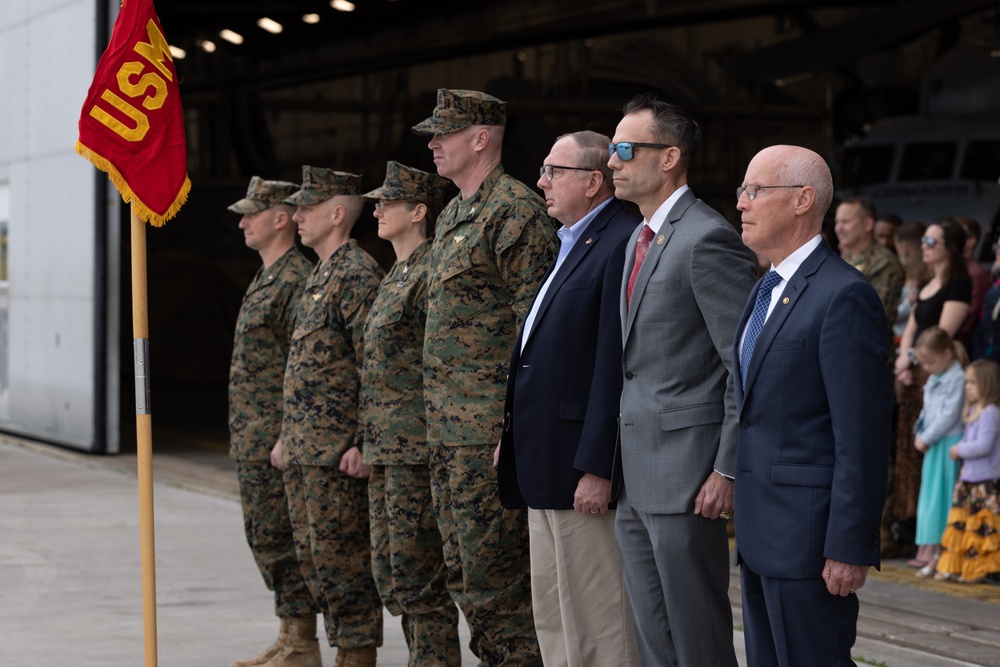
[937,359,1000,583]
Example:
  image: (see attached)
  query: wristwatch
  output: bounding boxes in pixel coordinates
[907,348,919,366]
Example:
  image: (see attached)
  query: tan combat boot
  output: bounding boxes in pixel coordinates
[231,617,289,667]
[271,616,322,667]
[332,646,376,667]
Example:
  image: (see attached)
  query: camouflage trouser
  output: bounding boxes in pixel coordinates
[429,444,541,666]
[283,463,383,648]
[236,461,319,618]
[370,464,461,667]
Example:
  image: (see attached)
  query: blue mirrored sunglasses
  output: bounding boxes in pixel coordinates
[608,141,672,161]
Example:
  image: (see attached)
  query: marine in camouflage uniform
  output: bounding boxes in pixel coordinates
[413,89,558,666]
[227,177,320,667]
[844,242,905,330]
[835,198,905,331]
[280,167,384,667]
[360,162,460,667]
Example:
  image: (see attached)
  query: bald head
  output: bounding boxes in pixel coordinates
[761,145,832,222]
[738,145,833,266]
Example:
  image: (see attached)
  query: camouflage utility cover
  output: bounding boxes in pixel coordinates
[363,161,450,202]
[411,89,506,136]
[228,176,300,214]
[285,166,363,206]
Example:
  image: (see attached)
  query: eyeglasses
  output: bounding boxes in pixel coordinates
[920,236,940,248]
[608,142,672,161]
[539,164,592,181]
[735,184,805,201]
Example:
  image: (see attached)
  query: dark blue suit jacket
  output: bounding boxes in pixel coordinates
[734,241,891,578]
[498,198,640,509]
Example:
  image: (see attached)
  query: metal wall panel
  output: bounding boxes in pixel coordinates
[0,0,114,451]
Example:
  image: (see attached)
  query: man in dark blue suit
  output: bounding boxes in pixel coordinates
[495,130,640,666]
[734,145,891,667]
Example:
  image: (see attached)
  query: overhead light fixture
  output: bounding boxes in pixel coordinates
[331,0,355,12]
[302,13,321,24]
[257,17,283,34]
[168,45,186,59]
[197,39,217,53]
[219,29,244,45]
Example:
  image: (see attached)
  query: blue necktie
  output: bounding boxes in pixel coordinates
[740,271,782,390]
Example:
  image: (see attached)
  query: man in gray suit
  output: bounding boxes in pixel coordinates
[610,94,756,667]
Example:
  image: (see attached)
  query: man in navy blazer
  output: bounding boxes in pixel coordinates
[496,130,640,666]
[734,145,891,667]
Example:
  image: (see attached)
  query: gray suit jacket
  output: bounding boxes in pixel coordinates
[613,188,756,514]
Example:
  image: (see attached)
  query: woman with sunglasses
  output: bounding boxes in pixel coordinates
[893,219,971,568]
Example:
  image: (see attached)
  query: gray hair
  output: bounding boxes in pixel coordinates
[557,130,613,189]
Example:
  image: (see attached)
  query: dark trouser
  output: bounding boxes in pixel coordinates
[741,561,859,667]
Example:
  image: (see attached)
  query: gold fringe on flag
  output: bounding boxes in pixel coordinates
[76,140,191,227]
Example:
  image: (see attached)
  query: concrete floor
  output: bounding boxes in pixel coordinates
[1,433,998,666]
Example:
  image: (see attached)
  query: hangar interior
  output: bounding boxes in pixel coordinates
[116,0,1000,454]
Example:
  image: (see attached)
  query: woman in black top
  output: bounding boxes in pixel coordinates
[893,219,971,565]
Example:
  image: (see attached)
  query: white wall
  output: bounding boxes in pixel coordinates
[0,0,118,451]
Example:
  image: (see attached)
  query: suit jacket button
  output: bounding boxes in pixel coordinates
[625,371,634,380]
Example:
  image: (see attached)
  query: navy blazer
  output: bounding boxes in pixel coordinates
[498,199,640,509]
[734,241,892,578]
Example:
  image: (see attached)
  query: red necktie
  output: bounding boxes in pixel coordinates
[627,224,655,305]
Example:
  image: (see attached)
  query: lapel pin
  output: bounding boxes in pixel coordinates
[656,235,665,245]
[585,238,593,245]
[782,297,790,304]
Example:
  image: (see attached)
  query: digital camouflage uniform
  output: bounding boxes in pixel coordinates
[227,177,319,621]
[413,89,558,667]
[360,163,460,667]
[845,241,905,330]
[280,168,384,650]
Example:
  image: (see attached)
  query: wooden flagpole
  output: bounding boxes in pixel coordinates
[131,203,158,667]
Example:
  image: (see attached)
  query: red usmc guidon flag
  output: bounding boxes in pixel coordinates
[76,0,190,226]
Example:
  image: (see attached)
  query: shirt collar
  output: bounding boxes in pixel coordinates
[772,235,823,283]
[646,184,690,233]
[558,196,612,245]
